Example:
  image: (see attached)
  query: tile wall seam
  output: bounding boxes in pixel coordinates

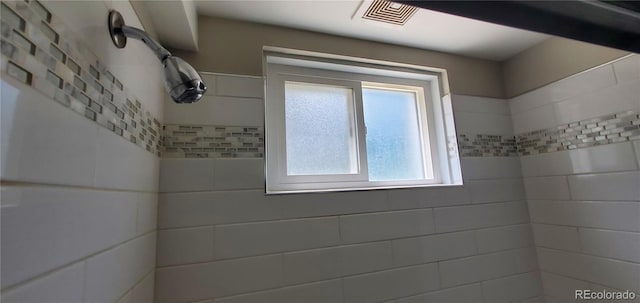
[538,270,640,294]
[530,220,640,234]
[155,245,537,273]
[537,246,640,265]
[0,229,156,293]
[113,268,155,303]
[0,180,159,195]
[157,212,530,236]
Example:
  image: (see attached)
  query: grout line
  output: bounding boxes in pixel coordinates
[0,230,157,293]
[539,269,640,296]
[0,180,158,195]
[536,246,640,265]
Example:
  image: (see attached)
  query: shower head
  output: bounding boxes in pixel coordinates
[108,10,206,103]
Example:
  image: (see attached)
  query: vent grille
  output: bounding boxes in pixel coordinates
[362,0,418,25]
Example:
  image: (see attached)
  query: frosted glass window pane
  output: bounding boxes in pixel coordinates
[285,82,357,175]
[363,88,425,181]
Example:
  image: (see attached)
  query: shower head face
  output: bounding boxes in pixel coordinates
[163,56,207,103]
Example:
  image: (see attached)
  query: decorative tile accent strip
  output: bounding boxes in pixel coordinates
[0,0,162,156]
[459,110,640,157]
[516,110,640,156]
[162,125,265,158]
[458,134,518,157]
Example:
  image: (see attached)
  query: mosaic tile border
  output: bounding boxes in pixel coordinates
[162,125,264,158]
[459,110,640,157]
[1,0,162,156]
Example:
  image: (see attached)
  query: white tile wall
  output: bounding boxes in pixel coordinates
[340,209,435,243]
[568,171,640,201]
[523,176,571,200]
[1,262,85,303]
[439,250,519,287]
[283,242,393,284]
[155,254,283,302]
[215,217,340,258]
[392,231,477,266]
[215,279,343,303]
[1,0,160,301]
[513,54,640,300]
[342,263,440,303]
[386,283,484,303]
[156,74,541,303]
[157,226,215,266]
[481,271,542,303]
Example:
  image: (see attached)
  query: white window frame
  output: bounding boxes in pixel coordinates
[264,49,462,194]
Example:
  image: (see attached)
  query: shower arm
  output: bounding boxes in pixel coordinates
[120,25,172,62]
[108,10,171,62]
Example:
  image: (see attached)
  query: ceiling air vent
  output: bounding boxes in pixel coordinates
[359,0,418,26]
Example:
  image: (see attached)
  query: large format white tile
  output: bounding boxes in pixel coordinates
[158,190,282,228]
[95,127,160,192]
[531,224,582,252]
[451,95,510,115]
[434,201,528,233]
[613,54,640,84]
[567,142,639,175]
[159,159,215,193]
[476,224,533,253]
[117,271,155,303]
[215,279,342,303]
[340,209,435,243]
[568,171,640,201]
[512,104,557,134]
[0,186,137,288]
[213,158,264,190]
[155,255,283,303]
[513,247,540,273]
[522,142,638,177]
[468,179,526,203]
[84,233,156,303]
[454,112,513,135]
[579,228,640,263]
[461,157,522,180]
[523,176,571,200]
[439,250,518,288]
[215,74,264,99]
[1,78,98,186]
[537,248,640,292]
[553,79,640,125]
[387,283,484,303]
[509,86,553,116]
[1,262,85,303]
[392,231,477,266]
[528,200,640,232]
[540,271,590,302]
[387,187,470,210]
[157,226,215,266]
[283,242,393,284]
[343,264,440,303]
[215,217,340,258]
[281,190,388,218]
[481,272,542,303]
[519,152,572,178]
[548,64,617,102]
[164,94,264,126]
[136,193,158,235]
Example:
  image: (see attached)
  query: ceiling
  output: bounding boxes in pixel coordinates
[188,0,550,61]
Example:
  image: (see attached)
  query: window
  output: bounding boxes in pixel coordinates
[265,49,462,193]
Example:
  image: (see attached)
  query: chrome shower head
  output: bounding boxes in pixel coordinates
[108,10,206,103]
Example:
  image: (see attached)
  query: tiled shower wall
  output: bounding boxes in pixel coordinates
[155,73,543,303]
[1,1,162,302]
[510,54,640,302]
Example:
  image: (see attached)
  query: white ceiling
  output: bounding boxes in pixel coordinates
[192,0,550,61]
